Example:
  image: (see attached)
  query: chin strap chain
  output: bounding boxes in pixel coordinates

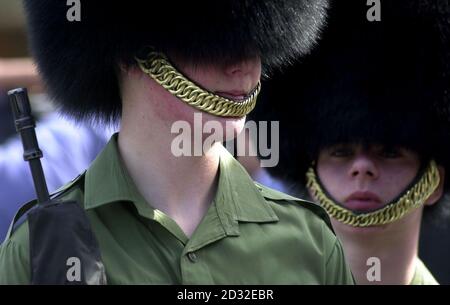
[136,50,260,117]
[306,160,440,227]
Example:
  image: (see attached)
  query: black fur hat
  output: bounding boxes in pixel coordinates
[22,0,329,122]
[252,0,450,187]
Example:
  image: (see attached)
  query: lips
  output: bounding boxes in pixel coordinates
[344,191,383,213]
[215,91,249,102]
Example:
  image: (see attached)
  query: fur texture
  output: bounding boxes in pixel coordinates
[23,0,329,122]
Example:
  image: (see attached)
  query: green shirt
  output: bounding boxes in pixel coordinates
[410,258,439,285]
[0,134,354,285]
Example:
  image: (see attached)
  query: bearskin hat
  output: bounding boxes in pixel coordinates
[22,0,329,122]
[252,0,450,188]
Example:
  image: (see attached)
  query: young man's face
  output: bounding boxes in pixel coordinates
[132,54,262,142]
[312,143,445,233]
[174,55,262,105]
[313,143,419,233]
[316,143,420,214]
[174,55,262,134]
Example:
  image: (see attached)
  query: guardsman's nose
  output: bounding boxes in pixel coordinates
[224,57,261,79]
[348,154,379,180]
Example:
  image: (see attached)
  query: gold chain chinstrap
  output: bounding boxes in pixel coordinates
[306,160,441,227]
[136,51,260,117]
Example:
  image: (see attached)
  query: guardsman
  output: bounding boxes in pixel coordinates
[253,0,450,284]
[0,0,355,284]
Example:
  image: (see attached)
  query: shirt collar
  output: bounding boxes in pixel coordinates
[85,133,147,210]
[84,133,278,225]
[215,144,279,223]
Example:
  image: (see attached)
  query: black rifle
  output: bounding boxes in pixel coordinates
[8,88,50,204]
[7,88,106,285]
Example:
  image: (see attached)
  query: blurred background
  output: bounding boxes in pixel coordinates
[0,0,27,58]
[0,0,51,142]
[0,0,114,243]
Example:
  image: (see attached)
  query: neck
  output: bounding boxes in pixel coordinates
[118,85,221,238]
[333,208,423,285]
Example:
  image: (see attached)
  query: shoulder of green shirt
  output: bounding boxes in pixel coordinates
[254,181,334,231]
[3,171,86,240]
[254,181,353,284]
[254,181,355,285]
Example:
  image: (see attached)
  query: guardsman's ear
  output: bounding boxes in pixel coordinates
[425,165,445,206]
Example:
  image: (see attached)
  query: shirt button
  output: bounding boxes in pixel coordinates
[188,252,198,263]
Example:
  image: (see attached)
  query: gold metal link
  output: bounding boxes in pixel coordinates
[306,160,441,227]
[136,51,260,117]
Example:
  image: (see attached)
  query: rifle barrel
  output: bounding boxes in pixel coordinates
[8,88,50,204]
